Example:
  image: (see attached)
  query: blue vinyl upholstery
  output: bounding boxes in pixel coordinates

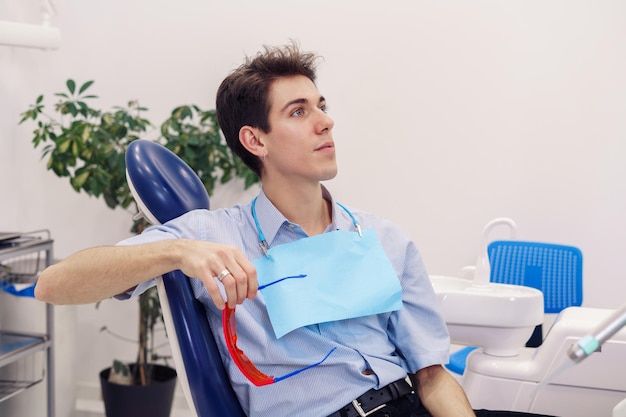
[125,140,246,417]
[160,271,245,416]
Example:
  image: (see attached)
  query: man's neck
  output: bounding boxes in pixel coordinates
[262,180,331,236]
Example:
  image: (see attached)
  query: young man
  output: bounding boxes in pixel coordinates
[35,44,548,417]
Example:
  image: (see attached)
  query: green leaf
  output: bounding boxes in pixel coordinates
[66,79,76,95]
[112,360,130,376]
[36,95,44,104]
[82,125,92,141]
[78,80,94,95]
[18,110,32,124]
[104,192,118,209]
[181,106,192,120]
[58,139,72,153]
[244,173,258,189]
[221,171,233,183]
[102,113,113,126]
[77,101,89,117]
[66,102,78,117]
[71,170,90,189]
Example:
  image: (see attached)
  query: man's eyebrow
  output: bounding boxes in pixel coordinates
[280,96,326,112]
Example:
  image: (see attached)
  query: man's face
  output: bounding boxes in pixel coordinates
[261,75,337,184]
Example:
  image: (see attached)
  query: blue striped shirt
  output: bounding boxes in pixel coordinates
[119,187,450,417]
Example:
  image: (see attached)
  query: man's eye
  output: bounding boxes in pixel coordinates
[292,108,303,117]
[320,104,328,113]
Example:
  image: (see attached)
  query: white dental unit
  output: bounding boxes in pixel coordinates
[432,218,626,417]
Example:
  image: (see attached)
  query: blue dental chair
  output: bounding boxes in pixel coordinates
[446,240,583,376]
[125,140,246,417]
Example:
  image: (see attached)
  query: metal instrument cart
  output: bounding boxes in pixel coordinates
[0,230,54,417]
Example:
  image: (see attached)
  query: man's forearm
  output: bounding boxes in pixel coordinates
[35,240,182,305]
[410,365,476,417]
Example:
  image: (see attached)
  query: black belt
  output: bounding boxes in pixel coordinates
[327,378,414,417]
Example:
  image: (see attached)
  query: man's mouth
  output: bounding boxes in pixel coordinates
[315,142,334,151]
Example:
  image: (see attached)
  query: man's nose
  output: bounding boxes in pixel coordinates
[316,109,334,133]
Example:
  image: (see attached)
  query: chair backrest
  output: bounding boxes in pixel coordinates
[125,140,246,417]
[488,240,583,313]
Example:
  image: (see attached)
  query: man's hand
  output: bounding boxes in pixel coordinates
[176,239,258,309]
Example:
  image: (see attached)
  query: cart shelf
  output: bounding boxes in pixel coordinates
[0,231,54,416]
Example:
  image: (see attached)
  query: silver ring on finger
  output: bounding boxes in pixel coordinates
[215,269,231,282]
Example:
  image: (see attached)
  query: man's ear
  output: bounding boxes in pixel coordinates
[239,126,265,157]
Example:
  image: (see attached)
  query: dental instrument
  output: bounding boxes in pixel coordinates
[568,301,626,363]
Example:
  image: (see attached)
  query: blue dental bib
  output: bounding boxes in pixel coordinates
[252,199,403,338]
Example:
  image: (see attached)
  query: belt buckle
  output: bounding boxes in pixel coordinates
[351,399,386,417]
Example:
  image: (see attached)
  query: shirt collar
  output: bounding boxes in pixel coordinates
[253,185,355,247]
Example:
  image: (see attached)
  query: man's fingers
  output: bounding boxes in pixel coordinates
[204,278,226,310]
[220,262,257,308]
[179,241,257,310]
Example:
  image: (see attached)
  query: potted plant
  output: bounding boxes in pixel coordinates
[19,79,259,417]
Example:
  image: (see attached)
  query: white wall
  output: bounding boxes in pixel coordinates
[1,1,625,415]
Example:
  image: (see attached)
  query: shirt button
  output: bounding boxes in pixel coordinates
[361,369,375,376]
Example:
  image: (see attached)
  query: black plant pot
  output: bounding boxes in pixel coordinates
[100,364,177,417]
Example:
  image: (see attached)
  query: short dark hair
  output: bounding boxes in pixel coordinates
[216,43,320,176]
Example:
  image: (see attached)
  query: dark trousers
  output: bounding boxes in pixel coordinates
[358,393,555,417]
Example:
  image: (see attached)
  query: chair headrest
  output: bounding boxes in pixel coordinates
[125,140,210,225]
